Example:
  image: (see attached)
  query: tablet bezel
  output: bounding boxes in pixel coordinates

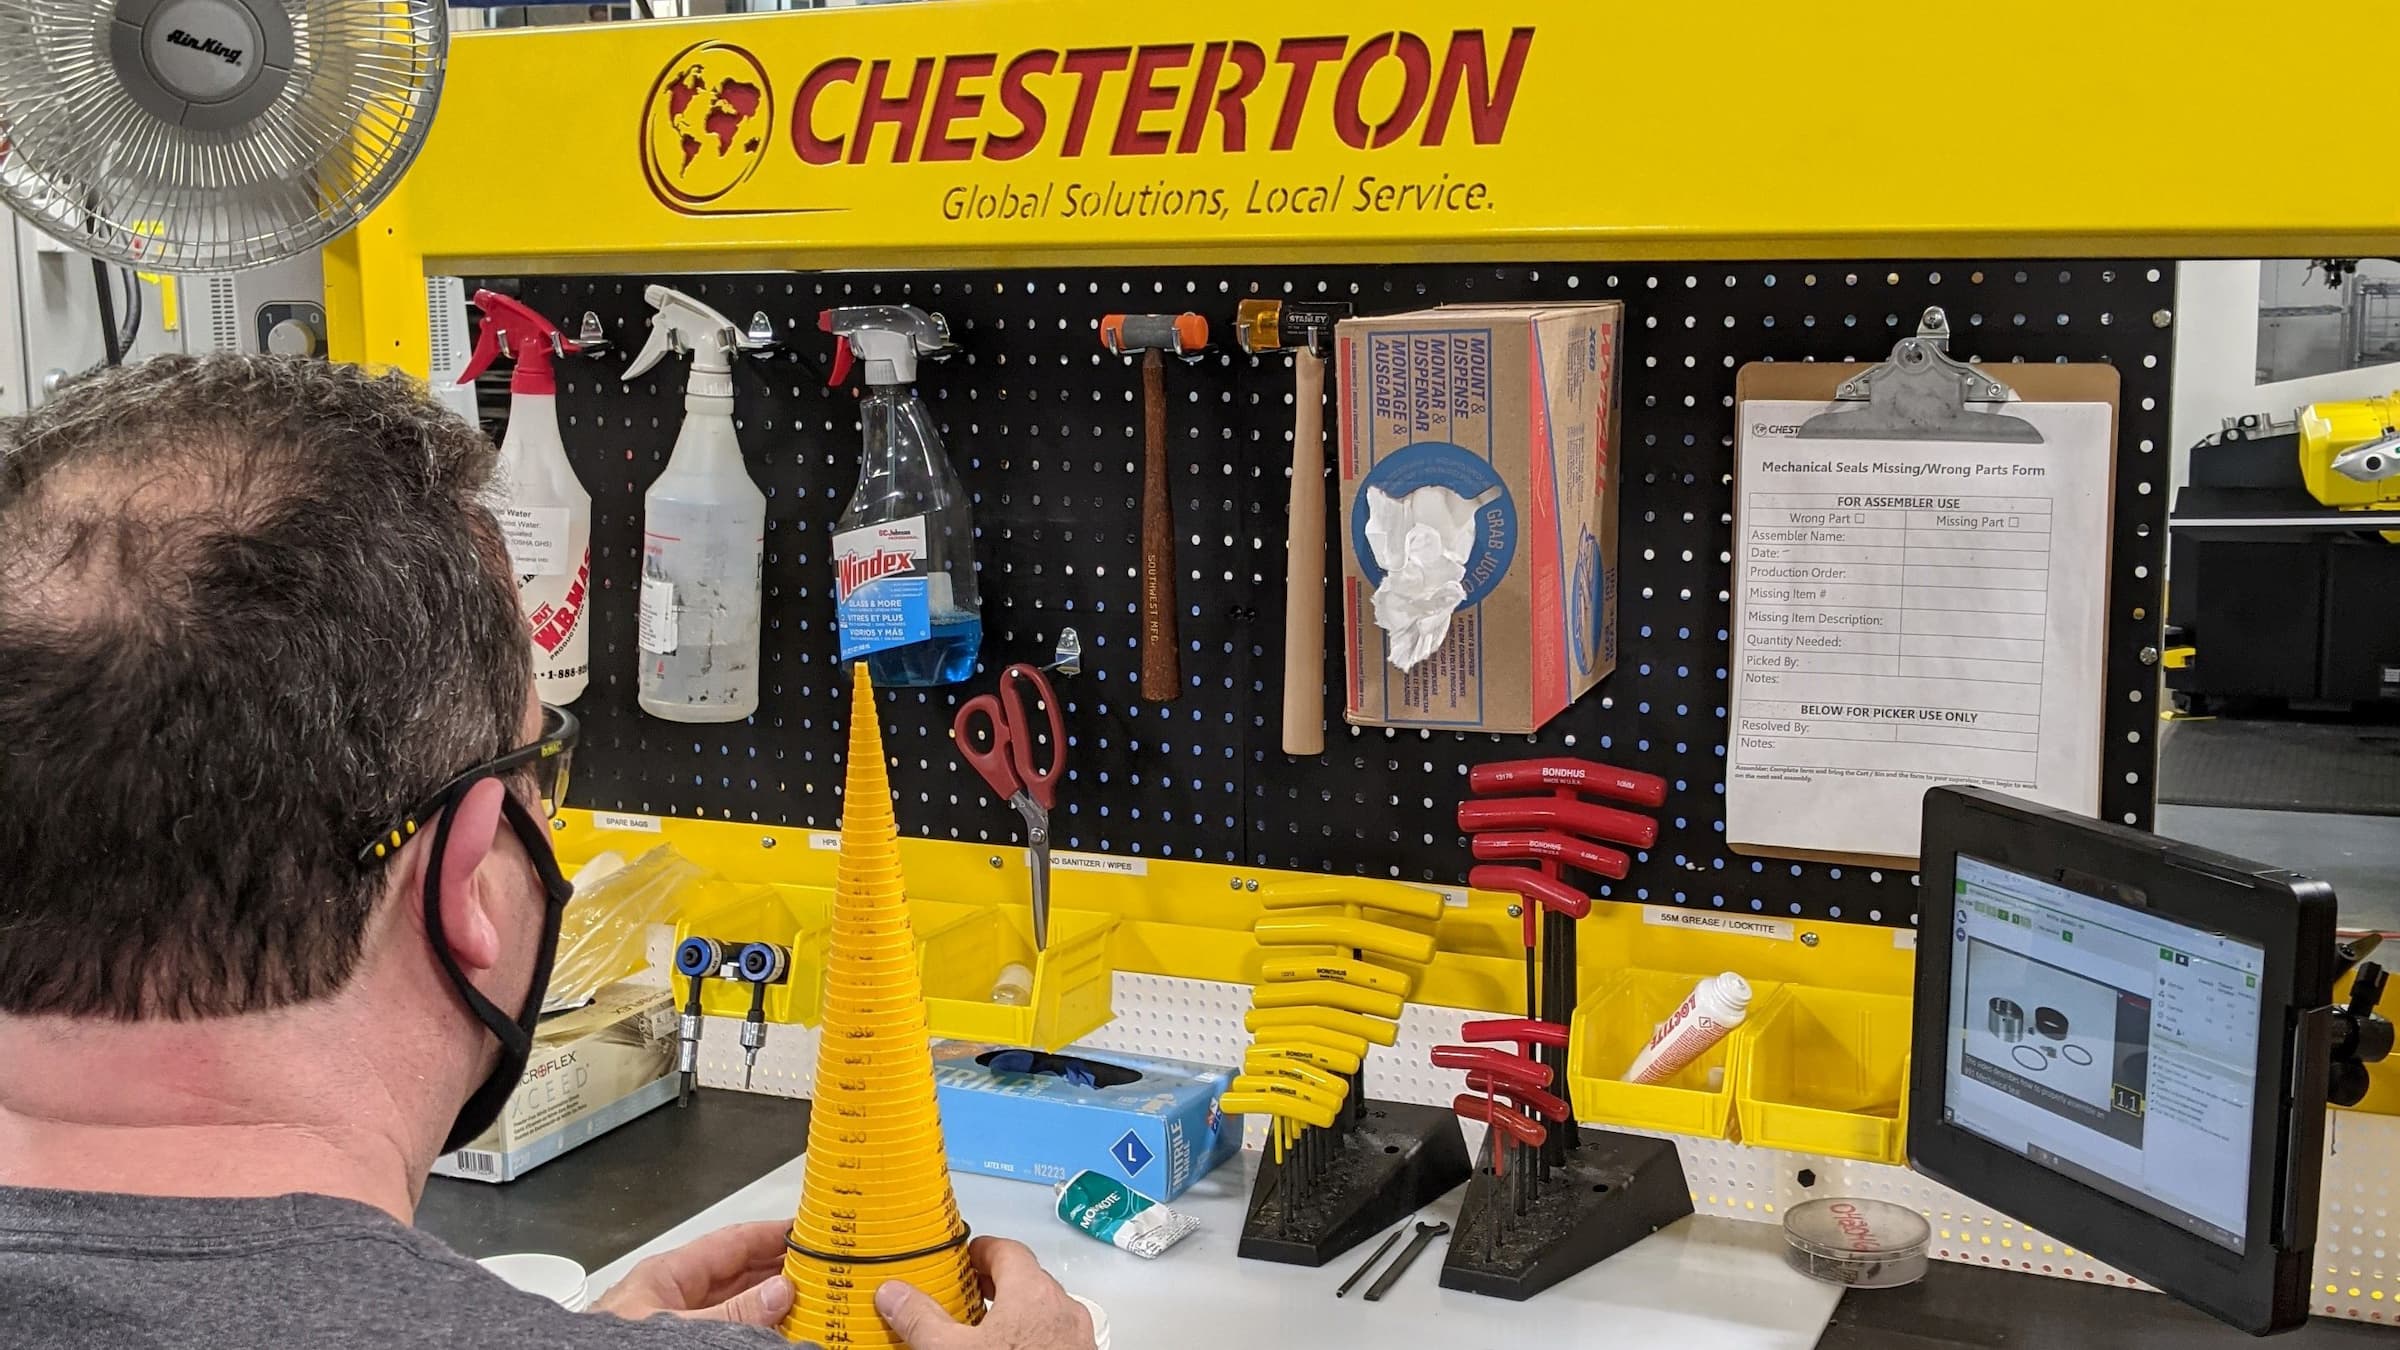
[1909,786,2338,1335]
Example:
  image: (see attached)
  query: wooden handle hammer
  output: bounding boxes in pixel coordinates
[1101,312,1207,703]
[1237,299,1351,756]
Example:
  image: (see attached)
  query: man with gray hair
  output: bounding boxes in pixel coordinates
[0,355,1090,1350]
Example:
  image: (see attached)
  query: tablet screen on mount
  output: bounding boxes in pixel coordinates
[1943,854,2265,1252]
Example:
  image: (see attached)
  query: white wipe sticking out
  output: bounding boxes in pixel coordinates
[1362,484,1492,670]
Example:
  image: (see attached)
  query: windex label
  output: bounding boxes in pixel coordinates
[832,516,930,660]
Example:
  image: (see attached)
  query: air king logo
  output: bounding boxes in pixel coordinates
[642,41,775,210]
[640,28,1534,219]
[166,28,244,66]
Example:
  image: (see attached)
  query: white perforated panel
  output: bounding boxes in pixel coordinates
[427,276,469,376]
[200,275,240,354]
[685,965,2400,1326]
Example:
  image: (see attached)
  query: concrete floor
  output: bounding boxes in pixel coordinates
[2155,804,2400,932]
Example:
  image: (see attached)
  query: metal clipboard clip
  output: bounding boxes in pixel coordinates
[1796,307,2043,444]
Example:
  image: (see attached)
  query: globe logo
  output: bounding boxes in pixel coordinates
[642,42,773,209]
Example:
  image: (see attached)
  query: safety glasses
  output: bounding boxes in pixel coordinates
[354,704,579,869]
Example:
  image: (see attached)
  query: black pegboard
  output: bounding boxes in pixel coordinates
[482,261,2175,929]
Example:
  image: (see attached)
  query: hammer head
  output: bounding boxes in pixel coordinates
[1235,299,1354,356]
[1100,312,1208,356]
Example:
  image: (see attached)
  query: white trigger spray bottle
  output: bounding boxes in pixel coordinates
[458,290,591,704]
[822,305,981,685]
[623,286,766,723]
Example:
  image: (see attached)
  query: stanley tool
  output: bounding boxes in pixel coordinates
[1099,312,1208,702]
[1235,298,1352,757]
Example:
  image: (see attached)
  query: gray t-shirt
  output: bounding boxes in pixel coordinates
[0,1185,787,1349]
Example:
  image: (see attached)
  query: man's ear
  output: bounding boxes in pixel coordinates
[431,778,512,974]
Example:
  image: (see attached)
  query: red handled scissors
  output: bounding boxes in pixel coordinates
[953,662,1065,950]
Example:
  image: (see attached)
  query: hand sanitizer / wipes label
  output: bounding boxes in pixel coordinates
[496,505,571,577]
[638,575,678,654]
[832,516,931,660]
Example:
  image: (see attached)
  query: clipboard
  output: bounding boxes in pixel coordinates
[1728,309,2120,870]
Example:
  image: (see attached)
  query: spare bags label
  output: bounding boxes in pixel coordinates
[834,516,932,659]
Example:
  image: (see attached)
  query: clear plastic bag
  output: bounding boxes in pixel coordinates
[544,845,708,1012]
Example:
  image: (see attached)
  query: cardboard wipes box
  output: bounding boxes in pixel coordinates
[431,980,678,1183]
[930,1041,1241,1200]
[1335,303,1623,733]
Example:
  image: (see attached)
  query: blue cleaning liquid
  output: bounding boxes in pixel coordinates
[864,612,983,687]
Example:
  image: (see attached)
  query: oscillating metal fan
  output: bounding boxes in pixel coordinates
[0,0,446,272]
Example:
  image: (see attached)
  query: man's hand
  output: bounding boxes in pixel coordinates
[592,1220,796,1327]
[874,1237,1095,1350]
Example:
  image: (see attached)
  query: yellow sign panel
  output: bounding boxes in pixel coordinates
[637,27,1532,222]
[380,0,2400,277]
[337,0,2400,370]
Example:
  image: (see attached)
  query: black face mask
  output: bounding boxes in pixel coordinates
[421,785,575,1154]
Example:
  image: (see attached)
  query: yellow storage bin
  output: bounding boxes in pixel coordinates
[1568,968,1776,1140]
[1735,985,1911,1164]
[673,883,832,1028]
[913,899,1116,1051]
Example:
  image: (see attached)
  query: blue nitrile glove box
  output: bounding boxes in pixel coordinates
[930,1040,1239,1200]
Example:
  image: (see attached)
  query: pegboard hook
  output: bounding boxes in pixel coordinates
[1044,627,1083,677]
[743,310,781,353]
[573,311,611,356]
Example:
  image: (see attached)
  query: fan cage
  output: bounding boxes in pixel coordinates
[0,0,446,272]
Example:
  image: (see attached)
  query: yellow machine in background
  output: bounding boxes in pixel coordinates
[2297,393,2400,534]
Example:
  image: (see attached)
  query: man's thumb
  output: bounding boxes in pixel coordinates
[874,1278,959,1348]
[695,1273,795,1327]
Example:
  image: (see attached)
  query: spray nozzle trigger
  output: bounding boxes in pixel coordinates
[828,335,855,387]
[461,291,577,394]
[818,305,953,386]
[624,285,742,388]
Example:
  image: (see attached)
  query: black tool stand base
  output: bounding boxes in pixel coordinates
[1438,1125,1693,1301]
[1238,1100,1471,1267]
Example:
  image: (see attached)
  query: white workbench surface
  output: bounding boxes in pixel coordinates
[592,1150,1843,1348]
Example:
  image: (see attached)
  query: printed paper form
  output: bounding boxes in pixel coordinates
[1727,400,2112,861]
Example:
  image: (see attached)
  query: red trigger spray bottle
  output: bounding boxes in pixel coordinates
[459,291,592,704]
